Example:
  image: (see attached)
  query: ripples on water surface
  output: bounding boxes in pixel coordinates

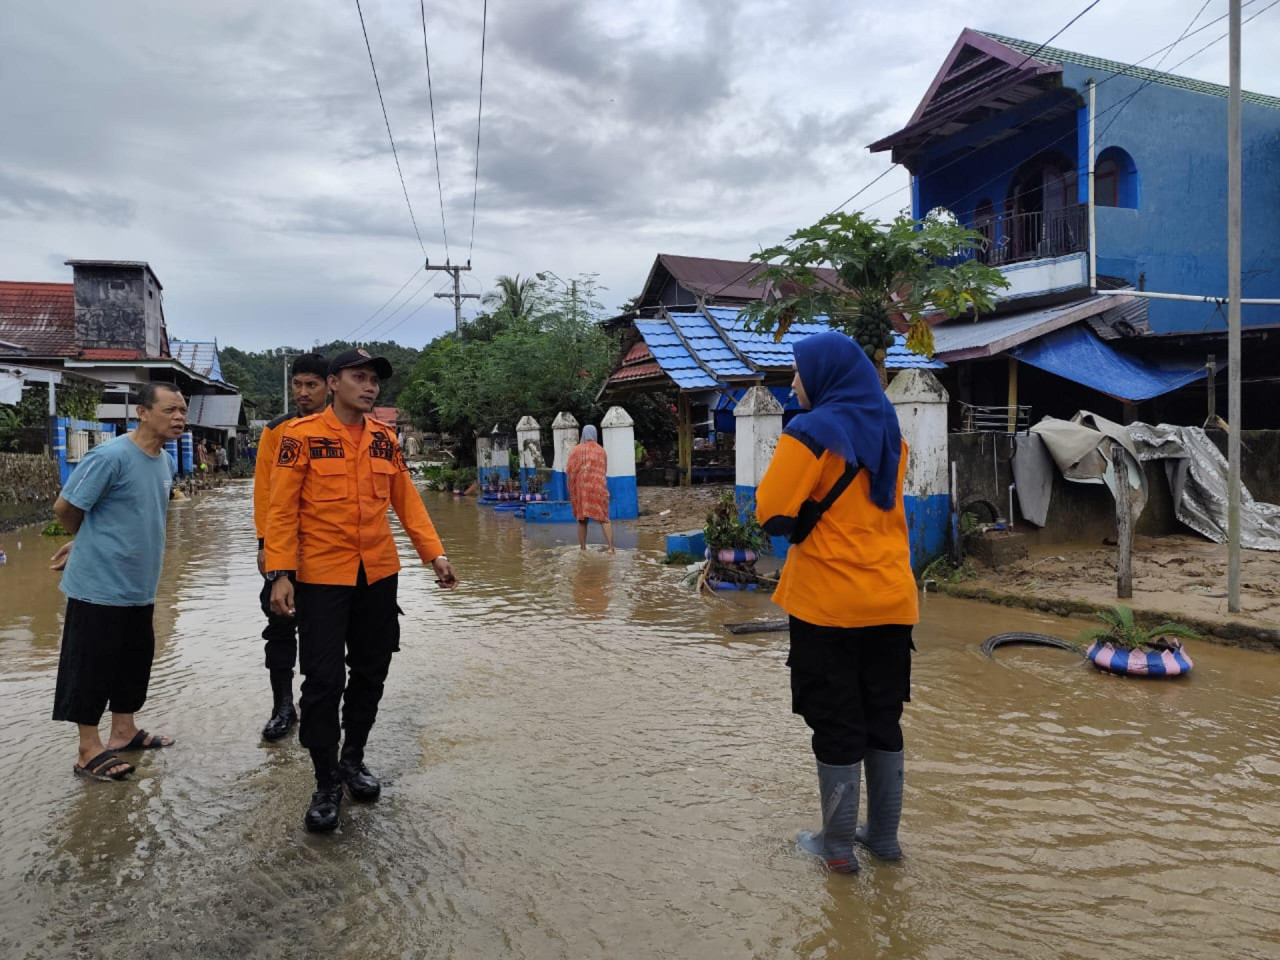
[1,481,1278,959]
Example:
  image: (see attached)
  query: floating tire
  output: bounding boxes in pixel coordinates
[981,632,1084,658]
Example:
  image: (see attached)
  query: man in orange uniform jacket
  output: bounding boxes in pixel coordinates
[251,352,329,743]
[265,348,459,833]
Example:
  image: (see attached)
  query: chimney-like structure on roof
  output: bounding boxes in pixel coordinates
[65,260,167,358]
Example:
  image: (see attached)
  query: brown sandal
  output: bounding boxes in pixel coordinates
[74,751,134,781]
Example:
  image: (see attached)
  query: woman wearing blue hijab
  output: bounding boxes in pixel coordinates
[755,331,919,874]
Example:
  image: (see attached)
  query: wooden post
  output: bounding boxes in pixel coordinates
[1113,440,1133,599]
[1006,356,1018,433]
[678,394,692,487]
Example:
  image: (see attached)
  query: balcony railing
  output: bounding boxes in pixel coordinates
[972,203,1087,267]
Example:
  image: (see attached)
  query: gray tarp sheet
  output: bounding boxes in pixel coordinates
[1128,423,1280,552]
[1028,412,1147,517]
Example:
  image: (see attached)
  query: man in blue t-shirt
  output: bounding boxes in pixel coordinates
[49,382,186,781]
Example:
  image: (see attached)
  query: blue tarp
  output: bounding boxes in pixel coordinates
[1010,324,1206,402]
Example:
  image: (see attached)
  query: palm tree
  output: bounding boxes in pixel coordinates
[481,274,539,321]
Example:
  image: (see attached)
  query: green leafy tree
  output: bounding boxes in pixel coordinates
[741,211,1009,383]
[402,305,613,463]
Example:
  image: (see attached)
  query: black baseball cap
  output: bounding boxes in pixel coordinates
[329,348,393,379]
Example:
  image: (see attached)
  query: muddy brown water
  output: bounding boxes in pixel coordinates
[1,481,1278,959]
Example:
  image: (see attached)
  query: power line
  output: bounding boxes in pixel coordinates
[1095,0,1280,145]
[354,0,426,255]
[360,273,437,342]
[346,265,423,342]
[419,0,451,261]
[380,274,455,340]
[706,0,1116,300]
[467,0,489,262]
[1153,0,1212,70]
[869,0,1273,217]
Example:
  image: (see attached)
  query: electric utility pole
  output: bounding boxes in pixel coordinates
[281,351,300,416]
[427,260,480,332]
[1227,0,1242,612]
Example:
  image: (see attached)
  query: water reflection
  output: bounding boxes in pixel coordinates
[1,481,1278,959]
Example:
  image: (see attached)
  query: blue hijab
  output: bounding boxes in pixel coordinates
[786,331,902,511]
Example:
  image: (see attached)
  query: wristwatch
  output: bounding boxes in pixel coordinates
[265,570,293,581]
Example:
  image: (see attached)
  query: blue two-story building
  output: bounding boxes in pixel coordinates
[870,29,1280,428]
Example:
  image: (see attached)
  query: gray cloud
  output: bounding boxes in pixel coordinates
[0,168,136,226]
[1,0,1277,347]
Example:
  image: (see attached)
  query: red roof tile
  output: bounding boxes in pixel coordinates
[610,361,665,382]
[373,406,400,423]
[0,281,76,356]
[622,341,653,364]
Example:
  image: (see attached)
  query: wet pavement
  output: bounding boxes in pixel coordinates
[1,480,1278,959]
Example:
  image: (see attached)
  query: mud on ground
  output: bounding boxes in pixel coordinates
[634,484,731,536]
[956,534,1280,641]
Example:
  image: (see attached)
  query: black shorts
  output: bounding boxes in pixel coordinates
[787,617,914,765]
[52,598,156,725]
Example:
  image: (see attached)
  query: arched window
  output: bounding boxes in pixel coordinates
[1095,146,1139,208]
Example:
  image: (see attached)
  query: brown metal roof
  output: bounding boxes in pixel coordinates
[0,281,77,356]
[642,254,844,305]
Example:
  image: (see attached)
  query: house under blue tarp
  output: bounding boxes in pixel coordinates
[1010,324,1207,402]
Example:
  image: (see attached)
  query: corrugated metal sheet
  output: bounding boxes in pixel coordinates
[186,394,243,429]
[624,306,944,395]
[0,282,77,356]
[931,294,1129,361]
[653,254,844,302]
[169,339,225,381]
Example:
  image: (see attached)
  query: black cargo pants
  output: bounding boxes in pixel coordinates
[294,564,400,751]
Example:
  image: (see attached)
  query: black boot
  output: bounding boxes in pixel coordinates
[305,748,342,833]
[262,670,297,741]
[339,728,380,802]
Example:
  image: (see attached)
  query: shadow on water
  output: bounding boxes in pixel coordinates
[1,482,1279,958]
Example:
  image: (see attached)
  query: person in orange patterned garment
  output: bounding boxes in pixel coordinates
[566,424,614,553]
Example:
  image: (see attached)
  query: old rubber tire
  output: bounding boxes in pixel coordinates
[981,632,1084,658]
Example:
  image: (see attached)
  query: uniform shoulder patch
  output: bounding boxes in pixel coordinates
[291,413,323,425]
[277,436,302,467]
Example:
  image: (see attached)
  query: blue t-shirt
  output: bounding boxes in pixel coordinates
[59,434,176,606]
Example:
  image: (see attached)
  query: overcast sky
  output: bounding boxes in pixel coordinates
[3,0,1278,350]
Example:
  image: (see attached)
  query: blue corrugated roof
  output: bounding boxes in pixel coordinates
[632,307,943,394]
[170,338,225,382]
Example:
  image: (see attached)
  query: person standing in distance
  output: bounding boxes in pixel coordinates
[266,348,459,832]
[566,424,614,553]
[755,332,918,874]
[49,383,187,781]
[251,352,329,741]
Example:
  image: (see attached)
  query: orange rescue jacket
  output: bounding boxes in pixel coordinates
[265,406,444,586]
[252,411,295,546]
[756,433,919,629]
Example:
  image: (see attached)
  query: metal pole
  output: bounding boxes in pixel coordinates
[1088,79,1097,293]
[1227,0,1242,612]
[282,353,289,416]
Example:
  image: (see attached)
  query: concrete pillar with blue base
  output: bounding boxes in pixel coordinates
[164,438,179,474]
[516,416,541,495]
[476,436,493,486]
[733,386,789,557]
[180,431,194,475]
[548,411,578,502]
[886,368,950,572]
[489,430,512,483]
[601,405,638,520]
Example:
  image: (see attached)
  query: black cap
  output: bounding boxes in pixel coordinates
[329,347,392,379]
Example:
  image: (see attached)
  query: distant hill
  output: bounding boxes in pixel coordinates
[219,340,422,419]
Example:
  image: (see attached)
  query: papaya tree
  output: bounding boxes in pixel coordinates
[740,211,1009,384]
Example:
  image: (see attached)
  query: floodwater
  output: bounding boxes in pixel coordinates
[1,482,1278,960]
